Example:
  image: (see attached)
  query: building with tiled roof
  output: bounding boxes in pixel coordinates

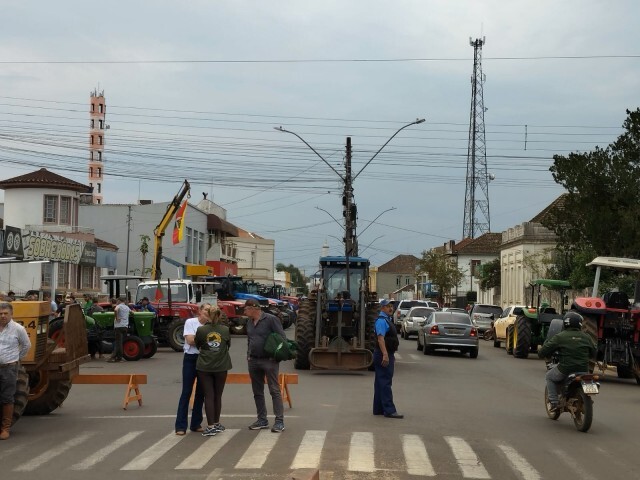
[376,254,421,299]
[500,195,564,307]
[0,168,92,193]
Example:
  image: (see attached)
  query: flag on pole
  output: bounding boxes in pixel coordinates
[172,200,188,245]
[154,279,163,301]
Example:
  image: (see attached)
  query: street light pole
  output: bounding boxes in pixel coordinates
[276,118,425,259]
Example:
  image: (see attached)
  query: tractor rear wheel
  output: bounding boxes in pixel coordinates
[23,367,72,416]
[12,366,29,424]
[167,318,186,352]
[506,325,514,355]
[123,336,145,361]
[514,316,532,359]
[294,299,316,370]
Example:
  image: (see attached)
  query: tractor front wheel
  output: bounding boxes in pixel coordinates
[506,325,514,355]
[143,339,158,359]
[294,299,316,370]
[12,366,29,424]
[23,367,72,416]
[123,336,145,361]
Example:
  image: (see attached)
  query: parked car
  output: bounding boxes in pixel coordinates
[469,303,503,333]
[393,300,429,328]
[442,307,468,314]
[425,300,440,309]
[401,306,436,339]
[417,311,479,358]
[493,305,527,348]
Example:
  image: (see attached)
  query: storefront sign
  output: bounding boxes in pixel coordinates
[2,226,96,266]
[3,226,24,259]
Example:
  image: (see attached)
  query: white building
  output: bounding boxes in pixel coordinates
[0,168,116,296]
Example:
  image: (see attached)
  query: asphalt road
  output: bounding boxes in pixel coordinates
[3,330,638,480]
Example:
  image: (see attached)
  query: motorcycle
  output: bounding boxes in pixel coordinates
[544,356,601,432]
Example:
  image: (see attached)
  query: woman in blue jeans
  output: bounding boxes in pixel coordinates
[174,303,211,435]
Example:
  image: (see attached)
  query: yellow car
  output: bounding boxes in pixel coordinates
[493,305,526,349]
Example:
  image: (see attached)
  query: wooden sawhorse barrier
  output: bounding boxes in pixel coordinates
[191,373,298,408]
[73,374,148,410]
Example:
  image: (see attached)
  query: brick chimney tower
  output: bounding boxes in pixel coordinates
[89,89,106,204]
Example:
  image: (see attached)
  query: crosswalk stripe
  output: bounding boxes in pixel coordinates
[348,432,375,472]
[235,430,280,469]
[497,444,540,480]
[15,432,94,472]
[402,434,435,476]
[71,431,144,470]
[290,430,327,470]
[409,354,421,361]
[121,431,184,470]
[445,436,490,479]
[175,429,240,469]
[395,353,403,360]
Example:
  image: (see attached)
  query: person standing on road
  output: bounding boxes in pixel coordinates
[108,297,130,363]
[373,299,403,419]
[195,306,232,436]
[174,303,210,435]
[244,298,287,433]
[0,302,32,440]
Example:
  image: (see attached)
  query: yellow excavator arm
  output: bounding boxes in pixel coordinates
[150,179,190,280]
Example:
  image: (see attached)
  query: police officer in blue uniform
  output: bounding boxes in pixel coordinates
[372,299,403,418]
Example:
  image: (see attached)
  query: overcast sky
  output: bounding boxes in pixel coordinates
[1,1,639,274]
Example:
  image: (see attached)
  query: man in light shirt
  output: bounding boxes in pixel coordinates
[0,302,32,440]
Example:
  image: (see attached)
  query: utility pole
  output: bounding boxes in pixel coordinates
[463,37,491,239]
[343,137,358,257]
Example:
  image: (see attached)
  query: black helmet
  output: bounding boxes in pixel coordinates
[563,311,583,330]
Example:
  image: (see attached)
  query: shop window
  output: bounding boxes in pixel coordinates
[44,195,58,223]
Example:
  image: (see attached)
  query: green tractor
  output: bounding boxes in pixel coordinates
[506,279,569,359]
[87,311,157,360]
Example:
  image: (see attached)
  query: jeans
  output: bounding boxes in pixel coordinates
[112,327,128,360]
[545,365,567,404]
[175,353,204,432]
[373,349,397,416]
[248,357,283,423]
[0,364,18,404]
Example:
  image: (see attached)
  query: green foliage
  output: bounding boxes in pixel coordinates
[416,250,464,303]
[546,108,640,258]
[276,263,308,294]
[478,258,500,290]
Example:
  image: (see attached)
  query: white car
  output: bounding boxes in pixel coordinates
[401,306,436,339]
[394,300,430,328]
[493,305,527,348]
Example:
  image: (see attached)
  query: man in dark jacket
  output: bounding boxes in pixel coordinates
[244,298,287,433]
[538,311,596,410]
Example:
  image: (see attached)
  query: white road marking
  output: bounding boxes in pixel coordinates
[71,431,144,470]
[402,434,435,476]
[235,429,280,469]
[85,414,300,419]
[290,430,327,470]
[121,431,184,470]
[348,432,375,472]
[394,353,403,360]
[15,432,94,472]
[408,354,422,361]
[552,449,599,480]
[445,436,490,479]
[498,444,540,480]
[175,429,239,469]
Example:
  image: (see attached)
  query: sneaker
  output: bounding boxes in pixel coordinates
[212,423,226,432]
[202,426,218,437]
[271,422,285,433]
[248,419,269,430]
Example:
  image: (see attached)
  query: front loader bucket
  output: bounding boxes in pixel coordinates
[309,338,373,370]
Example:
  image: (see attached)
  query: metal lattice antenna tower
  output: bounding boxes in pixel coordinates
[463,37,491,239]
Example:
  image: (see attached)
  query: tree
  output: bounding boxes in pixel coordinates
[478,258,500,291]
[546,108,640,258]
[276,263,308,294]
[139,235,151,276]
[416,250,464,305]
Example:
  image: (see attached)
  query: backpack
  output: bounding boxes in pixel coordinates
[264,332,298,361]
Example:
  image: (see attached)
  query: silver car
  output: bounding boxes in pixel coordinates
[469,304,503,333]
[417,311,479,358]
[401,306,436,339]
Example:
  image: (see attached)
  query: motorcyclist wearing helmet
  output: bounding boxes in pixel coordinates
[538,311,596,411]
